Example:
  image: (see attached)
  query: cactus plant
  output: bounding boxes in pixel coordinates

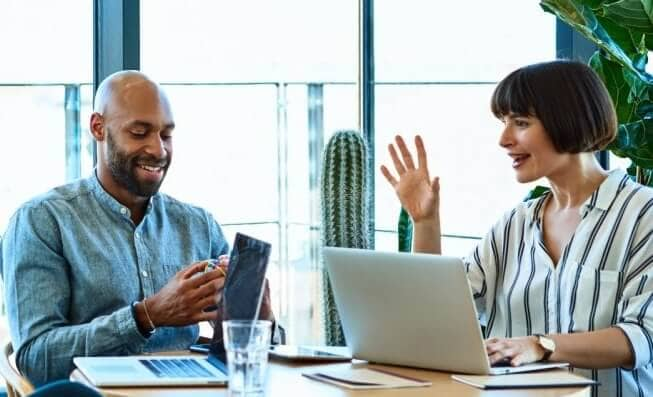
[320,130,371,346]
[397,207,413,252]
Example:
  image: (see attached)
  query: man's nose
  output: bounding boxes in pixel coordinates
[145,134,167,159]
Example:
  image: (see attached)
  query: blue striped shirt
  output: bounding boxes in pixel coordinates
[465,169,653,397]
[0,173,229,385]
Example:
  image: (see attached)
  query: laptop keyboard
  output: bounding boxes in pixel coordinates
[139,358,213,378]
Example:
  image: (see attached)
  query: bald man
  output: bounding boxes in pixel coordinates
[0,71,274,385]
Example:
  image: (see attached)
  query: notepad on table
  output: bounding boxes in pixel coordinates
[303,367,432,390]
[452,369,597,389]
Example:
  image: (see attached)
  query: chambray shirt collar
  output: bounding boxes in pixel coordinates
[89,169,157,220]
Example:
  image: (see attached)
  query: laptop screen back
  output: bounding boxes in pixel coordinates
[209,233,271,358]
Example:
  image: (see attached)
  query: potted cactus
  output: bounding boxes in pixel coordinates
[320,130,371,346]
[398,207,413,252]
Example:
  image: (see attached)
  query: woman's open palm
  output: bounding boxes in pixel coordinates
[380,135,440,223]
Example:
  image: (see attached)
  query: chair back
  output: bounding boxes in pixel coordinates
[0,341,34,397]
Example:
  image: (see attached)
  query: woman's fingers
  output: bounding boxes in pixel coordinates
[431,176,440,194]
[395,135,416,170]
[485,337,541,367]
[511,353,527,367]
[380,165,398,186]
[388,143,406,175]
[415,135,428,171]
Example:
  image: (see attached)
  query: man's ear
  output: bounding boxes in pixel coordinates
[89,113,105,141]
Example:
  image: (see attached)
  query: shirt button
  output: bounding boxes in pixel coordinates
[135,232,140,239]
[142,270,149,278]
[120,207,127,215]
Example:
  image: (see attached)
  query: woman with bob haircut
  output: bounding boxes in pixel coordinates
[381,60,653,396]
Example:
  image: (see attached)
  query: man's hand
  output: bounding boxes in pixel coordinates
[485,336,546,367]
[136,260,227,329]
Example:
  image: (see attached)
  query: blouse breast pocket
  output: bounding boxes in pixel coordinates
[570,263,621,330]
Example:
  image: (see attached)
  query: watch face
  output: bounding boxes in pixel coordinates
[540,336,556,351]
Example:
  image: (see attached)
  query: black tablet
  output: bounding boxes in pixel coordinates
[209,232,271,359]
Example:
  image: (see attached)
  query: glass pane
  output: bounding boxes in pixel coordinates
[141,0,359,346]
[0,87,66,231]
[80,84,95,174]
[285,224,322,344]
[286,83,359,225]
[141,0,357,83]
[286,85,311,224]
[284,84,357,343]
[375,231,480,258]
[0,0,92,83]
[375,85,543,240]
[159,85,279,224]
[323,84,358,136]
[375,1,556,82]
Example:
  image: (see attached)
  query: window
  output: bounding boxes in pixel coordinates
[141,0,357,344]
[374,1,556,256]
[0,1,564,346]
[0,0,93,232]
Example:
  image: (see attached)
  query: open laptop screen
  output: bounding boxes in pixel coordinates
[209,232,271,358]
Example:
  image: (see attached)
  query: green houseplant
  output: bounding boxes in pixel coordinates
[541,0,653,186]
[320,130,371,346]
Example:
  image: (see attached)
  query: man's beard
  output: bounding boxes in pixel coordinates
[106,133,170,197]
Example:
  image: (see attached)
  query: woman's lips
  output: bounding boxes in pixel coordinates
[509,153,530,169]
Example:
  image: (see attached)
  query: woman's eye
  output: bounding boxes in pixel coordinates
[515,119,529,127]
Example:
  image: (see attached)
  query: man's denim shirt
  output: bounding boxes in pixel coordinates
[0,173,228,385]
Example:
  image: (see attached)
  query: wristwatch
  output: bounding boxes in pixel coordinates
[533,334,556,361]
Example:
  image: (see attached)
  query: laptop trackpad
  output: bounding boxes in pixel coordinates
[88,362,154,380]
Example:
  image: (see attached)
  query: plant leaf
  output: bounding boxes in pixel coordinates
[608,119,653,168]
[645,33,653,49]
[603,0,653,33]
[625,162,653,186]
[643,0,653,22]
[597,13,643,57]
[541,0,653,83]
[590,52,639,122]
[636,99,653,118]
[397,207,413,253]
[523,186,550,201]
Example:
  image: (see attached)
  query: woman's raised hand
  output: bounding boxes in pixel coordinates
[380,135,440,224]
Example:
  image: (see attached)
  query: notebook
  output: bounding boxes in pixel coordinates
[323,247,569,375]
[452,370,597,389]
[73,232,271,387]
[303,367,432,390]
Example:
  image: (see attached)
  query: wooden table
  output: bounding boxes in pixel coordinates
[71,354,591,397]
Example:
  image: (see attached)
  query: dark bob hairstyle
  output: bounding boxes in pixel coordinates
[490,60,617,153]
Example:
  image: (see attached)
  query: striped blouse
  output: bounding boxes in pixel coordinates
[464,169,653,397]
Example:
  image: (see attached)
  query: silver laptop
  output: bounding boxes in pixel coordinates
[74,233,271,387]
[322,247,567,375]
